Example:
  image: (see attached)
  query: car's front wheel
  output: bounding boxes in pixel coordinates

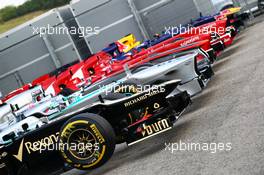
[59,113,116,170]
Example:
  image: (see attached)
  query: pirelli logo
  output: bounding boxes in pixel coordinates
[90,124,105,144]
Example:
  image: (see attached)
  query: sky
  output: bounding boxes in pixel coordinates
[0,0,27,9]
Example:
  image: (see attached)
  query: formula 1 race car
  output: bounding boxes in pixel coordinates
[0,79,191,175]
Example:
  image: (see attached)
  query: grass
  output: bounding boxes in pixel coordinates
[0,10,46,34]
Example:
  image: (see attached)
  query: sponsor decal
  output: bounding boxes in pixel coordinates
[25,132,59,154]
[13,133,61,161]
[13,139,25,162]
[153,103,160,109]
[90,124,105,144]
[141,119,171,137]
[124,90,162,107]
[180,36,200,46]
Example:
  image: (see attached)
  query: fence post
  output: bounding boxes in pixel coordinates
[14,71,24,87]
[127,0,150,40]
[42,33,62,68]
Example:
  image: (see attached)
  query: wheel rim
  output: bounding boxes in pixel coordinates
[67,129,97,160]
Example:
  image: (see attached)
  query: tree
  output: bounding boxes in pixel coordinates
[0,0,72,22]
[0,6,18,22]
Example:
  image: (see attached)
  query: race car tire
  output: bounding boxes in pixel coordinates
[59,113,116,170]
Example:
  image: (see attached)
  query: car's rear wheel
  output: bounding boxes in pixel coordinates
[59,113,116,170]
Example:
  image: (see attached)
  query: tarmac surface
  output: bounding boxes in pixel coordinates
[64,16,264,175]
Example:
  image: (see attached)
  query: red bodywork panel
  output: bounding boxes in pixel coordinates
[1,84,32,102]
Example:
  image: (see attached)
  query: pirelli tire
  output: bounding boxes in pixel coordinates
[59,113,116,170]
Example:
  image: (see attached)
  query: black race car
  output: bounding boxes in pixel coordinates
[0,80,190,175]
